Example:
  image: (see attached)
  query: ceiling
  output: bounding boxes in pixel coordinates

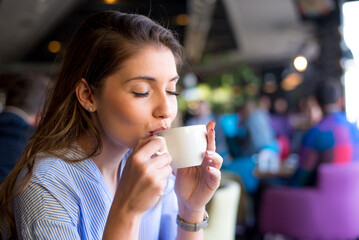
[0,0,342,74]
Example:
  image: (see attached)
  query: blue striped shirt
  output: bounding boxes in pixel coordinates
[13,149,178,239]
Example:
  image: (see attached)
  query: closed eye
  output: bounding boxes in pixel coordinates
[133,91,149,97]
[167,91,179,96]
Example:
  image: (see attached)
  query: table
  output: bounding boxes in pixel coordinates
[253,163,295,179]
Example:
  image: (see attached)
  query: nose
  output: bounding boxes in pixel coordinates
[153,92,172,119]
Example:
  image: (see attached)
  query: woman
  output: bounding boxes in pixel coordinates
[0,11,222,239]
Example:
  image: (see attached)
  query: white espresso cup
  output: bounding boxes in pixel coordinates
[154,125,207,169]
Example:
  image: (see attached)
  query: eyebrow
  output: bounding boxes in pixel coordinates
[125,75,180,82]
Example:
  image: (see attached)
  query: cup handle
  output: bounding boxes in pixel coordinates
[152,136,167,156]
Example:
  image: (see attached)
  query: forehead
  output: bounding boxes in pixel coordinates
[116,46,178,76]
[97,45,178,91]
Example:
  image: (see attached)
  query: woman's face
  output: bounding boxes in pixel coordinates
[93,45,179,149]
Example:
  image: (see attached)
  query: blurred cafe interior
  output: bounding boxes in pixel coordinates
[1,0,359,239]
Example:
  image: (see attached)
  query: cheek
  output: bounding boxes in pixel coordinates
[96,93,139,130]
[97,102,145,148]
[170,98,178,122]
[110,100,144,125]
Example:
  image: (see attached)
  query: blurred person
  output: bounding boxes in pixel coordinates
[289,95,323,154]
[258,94,271,112]
[0,73,49,182]
[274,97,287,113]
[236,99,276,157]
[0,11,222,239]
[229,99,278,238]
[269,97,293,161]
[290,79,359,187]
[270,97,293,139]
[300,95,323,127]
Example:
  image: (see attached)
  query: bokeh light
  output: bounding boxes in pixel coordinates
[47,41,61,53]
[293,56,308,72]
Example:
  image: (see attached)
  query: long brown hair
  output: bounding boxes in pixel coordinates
[0,10,183,238]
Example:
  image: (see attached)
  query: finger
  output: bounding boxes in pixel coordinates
[133,136,167,162]
[147,165,173,186]
[203,150,223,169]
[146,172,170,197]
[156,165,173,180]
[206,121,216,151]
[205,166,221,190]
[151,153,172,169]
[132,136,153,153]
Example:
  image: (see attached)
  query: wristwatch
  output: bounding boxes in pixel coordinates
[176,211,209,232]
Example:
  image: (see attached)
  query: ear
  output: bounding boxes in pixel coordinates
[76,78,96,112]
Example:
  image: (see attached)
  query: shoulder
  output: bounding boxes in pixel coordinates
[302,125,321,146]
[29,157,79,185]
[14,157,83,227]
[0,111,29,127]
[28,154,102,193]
[34,157,68,174]
[20,155,82,196]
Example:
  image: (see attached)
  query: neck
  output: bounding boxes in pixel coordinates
[92,146,128,182]
[81,136,129,196]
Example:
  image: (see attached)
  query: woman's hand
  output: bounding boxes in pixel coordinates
[113,136,172,215]
[174,121,222,222]
[104,137,172,239]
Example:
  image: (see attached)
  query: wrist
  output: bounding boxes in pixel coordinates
[176,210,209,232]
[109,206,142,225]
[178,203,206,223]
[104,208,142,238]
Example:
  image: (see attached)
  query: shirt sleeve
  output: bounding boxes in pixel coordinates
[20,219,80,240]
[14,177,81,239]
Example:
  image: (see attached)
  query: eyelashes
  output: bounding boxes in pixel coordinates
[166,91,179,96]
[133,92,150,97]
[132,91,179,98]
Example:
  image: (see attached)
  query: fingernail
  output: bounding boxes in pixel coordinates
[212,120,216,127]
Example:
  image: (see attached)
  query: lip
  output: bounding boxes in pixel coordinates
[149,127,169,136]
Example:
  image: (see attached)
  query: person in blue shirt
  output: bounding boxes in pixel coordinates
[0,11,222,239]
[236,99,277,156]
[290,79,359,187]
[0,73,49,183]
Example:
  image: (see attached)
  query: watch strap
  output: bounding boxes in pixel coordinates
[176,211,209,232]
